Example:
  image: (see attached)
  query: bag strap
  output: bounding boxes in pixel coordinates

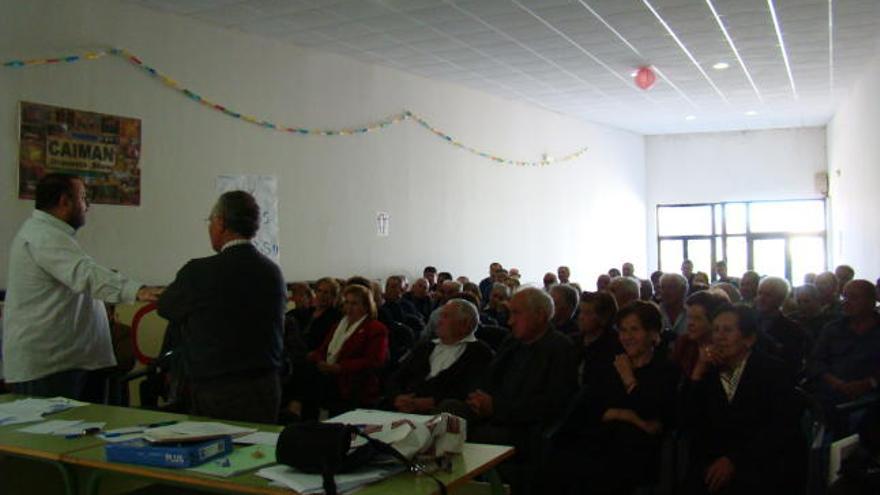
[353,429,448,495]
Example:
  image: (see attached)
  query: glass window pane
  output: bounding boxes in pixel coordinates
[725,236,748,279]
[688,239,712,280]
[791,237,826,284]
[714,206,722,235]
[749,200,825,233]
[725,203,747,234]
[658,206,712,236]
[660,239,683,273]
[753,238,786,278]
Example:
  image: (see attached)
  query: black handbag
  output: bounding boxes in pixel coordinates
[276,421,447,495]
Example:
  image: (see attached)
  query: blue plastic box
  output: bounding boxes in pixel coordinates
[105,436,233,468]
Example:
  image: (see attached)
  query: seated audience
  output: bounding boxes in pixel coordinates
[545,301,679,495]
[607,276,640,309]
[807,280,880,413]
[816,271,843,318]
[659,273,688,337]
[681,259,695,286]
[683,304,801,495]
[285,282,315,330]
[403,277,434,322]
[387,299,493,414]
[442,287,577,493]
[790,283,832,343]
[462,282,483,307]
[755,277,811,376]
[437,271,453,287]
[423,280,463,338]
[557,265,571,284]
[550,284,580,337]
[739,271,760,306]
[714,260,740,287]
[299,277,344,351]
[836,265,856,292]
[423,265,438,292]
[711,282,742,303]
[380,275,420,325]
[639,278,654,302]
[291,284,389,419]
[650,270,664,302]
[484,283,511,328]
[672,291,728,378]
[576,291,622,384]
[693,271,710,286]
[479,262,503,304]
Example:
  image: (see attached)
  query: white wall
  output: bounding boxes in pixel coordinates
[0,0,646,289]
[827,53,880,282]
[645,127,827,271]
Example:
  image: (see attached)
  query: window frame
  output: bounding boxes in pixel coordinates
[656,199,827,283]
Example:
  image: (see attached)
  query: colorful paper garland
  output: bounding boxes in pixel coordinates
[4,48,588,166]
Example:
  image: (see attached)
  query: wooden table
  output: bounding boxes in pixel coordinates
[67,441,513,495]
[1,395,515,494]
[0,394,189,494]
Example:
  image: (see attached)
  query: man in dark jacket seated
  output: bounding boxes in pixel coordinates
[807,279,880,432]
[386,299,492,413]
[441,287,577,494]
[380,275,421,326]
[683,304,802,495]
[755,276,811,377]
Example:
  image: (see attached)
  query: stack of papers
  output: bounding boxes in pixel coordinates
[256,464,404,494]
[0,397,88,426]
[17,420,105,436]
[143,421,257,443]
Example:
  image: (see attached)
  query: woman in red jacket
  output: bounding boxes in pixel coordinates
[298,284,389,418]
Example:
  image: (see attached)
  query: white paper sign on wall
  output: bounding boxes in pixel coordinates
[216,174,280,263]
[376,212,390,237]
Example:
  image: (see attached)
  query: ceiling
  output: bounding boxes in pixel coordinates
[125,0,880,135]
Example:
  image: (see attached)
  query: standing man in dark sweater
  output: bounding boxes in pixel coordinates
[158,191,285,424]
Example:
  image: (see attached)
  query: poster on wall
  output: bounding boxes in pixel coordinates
[216,174,280,263]
[18,101,142,205]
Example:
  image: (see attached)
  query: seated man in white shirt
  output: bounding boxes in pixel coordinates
[387,299,493,413]
[2,173,159,400]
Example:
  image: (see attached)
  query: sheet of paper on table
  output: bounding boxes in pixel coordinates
[143,421,257,443]
[188,444,276,478]
[257,464,404,494]
[0,397,88,426]
[233,431,280,446]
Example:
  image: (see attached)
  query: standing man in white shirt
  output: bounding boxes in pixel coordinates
[3,173,160,400]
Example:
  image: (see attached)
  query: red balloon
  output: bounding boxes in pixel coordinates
[634,66,656,90]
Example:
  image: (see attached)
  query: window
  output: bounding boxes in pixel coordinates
[657,199,827,284]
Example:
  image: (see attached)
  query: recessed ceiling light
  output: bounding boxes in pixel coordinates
[712,62,730,70]
[685,115,696,121]
[745,110,758,116]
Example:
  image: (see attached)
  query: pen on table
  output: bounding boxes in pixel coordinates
[66,427,102,439]
[103,429,144,438]
[138,420,178,428]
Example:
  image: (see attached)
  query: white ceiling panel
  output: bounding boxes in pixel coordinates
[122,0,880,134]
